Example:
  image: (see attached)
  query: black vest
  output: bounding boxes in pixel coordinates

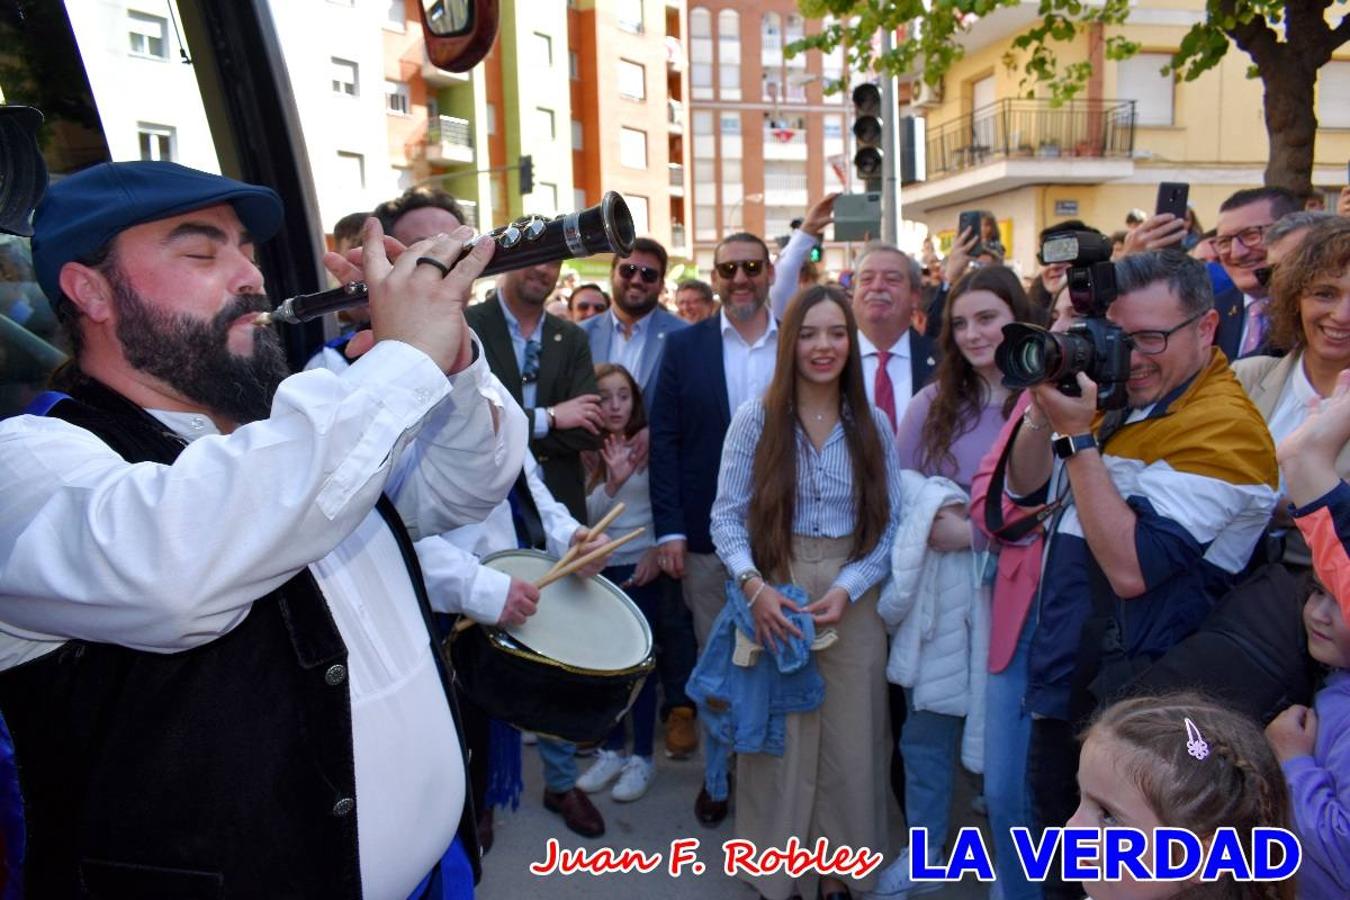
[0,379,479,898]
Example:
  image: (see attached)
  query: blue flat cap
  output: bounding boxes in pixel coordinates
[31,161,283,302]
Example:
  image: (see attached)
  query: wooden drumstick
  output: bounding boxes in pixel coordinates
[542,501,626,579]
[534,527,646,590]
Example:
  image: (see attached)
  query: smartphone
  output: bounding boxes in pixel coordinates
[957,210,983,254]
[1155,182,1189,220]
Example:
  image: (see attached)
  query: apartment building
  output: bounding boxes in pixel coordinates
[686,1,856,274]
[898,0,1350,276]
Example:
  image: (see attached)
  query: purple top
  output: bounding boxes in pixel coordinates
[1283,669,1350,899]
[896,382,1012,489]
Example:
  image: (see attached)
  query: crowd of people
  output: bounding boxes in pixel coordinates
[1,161,1349,900]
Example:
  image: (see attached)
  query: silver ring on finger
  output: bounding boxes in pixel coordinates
[415,256,451,277]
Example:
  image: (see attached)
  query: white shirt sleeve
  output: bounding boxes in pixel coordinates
[414,533,510,626]
[769,229,818,320]
[383,338,528,540]
[0,339,520,653]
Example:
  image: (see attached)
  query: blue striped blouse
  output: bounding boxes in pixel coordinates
[710,399,903,601]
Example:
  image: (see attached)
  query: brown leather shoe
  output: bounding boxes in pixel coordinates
[694,786,728,827]
[543,787,605,838]
[664,706,699,759]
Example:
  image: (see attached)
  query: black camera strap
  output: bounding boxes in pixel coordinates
[982,414,1063,543]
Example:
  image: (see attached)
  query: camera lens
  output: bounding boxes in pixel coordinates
[995,323,1064,388]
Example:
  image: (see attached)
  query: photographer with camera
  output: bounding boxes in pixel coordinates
[996,245,1278,898]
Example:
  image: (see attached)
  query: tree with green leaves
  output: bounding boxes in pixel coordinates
[791,0,1350,196]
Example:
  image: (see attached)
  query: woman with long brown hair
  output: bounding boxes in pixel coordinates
[876,265,1038,896]
[709,284,902,900]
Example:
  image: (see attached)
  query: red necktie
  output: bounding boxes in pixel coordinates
[874,349,897,433]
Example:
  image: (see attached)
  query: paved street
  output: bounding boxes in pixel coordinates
[478,730,995,900]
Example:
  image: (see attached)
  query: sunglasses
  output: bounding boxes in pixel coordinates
[715,259,766,279]
[618,263,660,285]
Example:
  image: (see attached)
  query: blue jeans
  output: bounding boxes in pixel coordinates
[538,737,577,793]
[601,564,659,759]
[899,688,962,853]
[984,619,1042,900]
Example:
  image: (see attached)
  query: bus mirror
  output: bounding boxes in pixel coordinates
[0,106,48,238]
[422,0,498,72]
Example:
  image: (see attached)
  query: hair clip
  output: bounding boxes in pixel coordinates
[1185,717,1210,761]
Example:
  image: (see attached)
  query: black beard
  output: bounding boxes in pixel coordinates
[109,269,289,425]
[615,285,660,319]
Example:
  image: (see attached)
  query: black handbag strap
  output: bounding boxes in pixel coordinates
[982,414,1063,543]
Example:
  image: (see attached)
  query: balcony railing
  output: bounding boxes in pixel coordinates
[668,163,685,189]
[924,99,1136,178]
[671,222,687,251]
[426,115,474,165]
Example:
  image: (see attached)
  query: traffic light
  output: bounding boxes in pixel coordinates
[852,83,883,191]
[519,155,533,195]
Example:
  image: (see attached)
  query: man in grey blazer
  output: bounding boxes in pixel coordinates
[580,237,687,399]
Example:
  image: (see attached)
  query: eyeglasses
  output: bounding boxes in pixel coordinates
[1213,224,1270,256]
[715,259,766,279]
[575,299,608,312]
[1125,310,1206,355]
[618,263,660,285]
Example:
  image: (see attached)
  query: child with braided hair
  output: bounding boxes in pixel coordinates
[1265,574,1350,900]
[1068,692,1295,900]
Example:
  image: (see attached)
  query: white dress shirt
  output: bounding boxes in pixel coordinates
[856,329,914,422]
[0,340,526,899]
[497,296,551,438]
[721,311,780,417]
[421,450,582,625]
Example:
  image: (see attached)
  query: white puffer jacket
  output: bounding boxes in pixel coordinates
[878,469,990,773]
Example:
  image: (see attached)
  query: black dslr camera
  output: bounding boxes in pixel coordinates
[994,231,1131,410]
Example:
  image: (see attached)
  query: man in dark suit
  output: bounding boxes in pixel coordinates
[1212,186,1301,360]
[581,237,687,399]
[650,231,780,825]
[851,242,939,432]
[465,260,603,522]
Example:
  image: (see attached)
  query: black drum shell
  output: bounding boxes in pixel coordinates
[448,625,654,744]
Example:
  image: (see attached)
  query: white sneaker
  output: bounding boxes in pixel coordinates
[576,750,626,793]
[610,755,655,802]
[866,848,946,898]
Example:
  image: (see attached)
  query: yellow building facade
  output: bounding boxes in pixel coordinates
[899,0,1350,276]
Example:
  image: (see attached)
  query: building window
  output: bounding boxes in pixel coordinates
[128,11,168,59]
[784,14,807,101]
[572,119,584,150]
[531,32,553,67]
[385,80,410,115]
[1118,53,1174,126]
[137,123,176,161]
[569,51,580,80]
[336,151,365,188]
[331,58,359,97]
[717,10,741,101]
[1318,61,1350,128]
[386,0,405,28]
[761,13,782,68]
[617,0,643,33]
[624,194,650,235]
[620,127,648,169]
[618,59,646,101]
[690,8,713,101]
[536,107,556,140]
